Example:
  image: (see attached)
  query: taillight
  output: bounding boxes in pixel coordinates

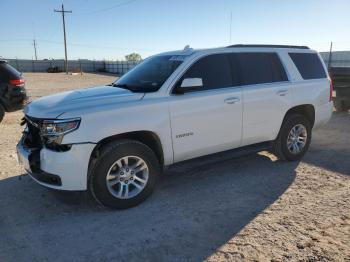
[9,79,25,86]
[328,77,333,102]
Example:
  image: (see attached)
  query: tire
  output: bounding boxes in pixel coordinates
[273,114,312,161]
[0,104,5,123]
[89,139,161,209]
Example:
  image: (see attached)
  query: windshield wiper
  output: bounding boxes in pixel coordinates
[110,83,139,92]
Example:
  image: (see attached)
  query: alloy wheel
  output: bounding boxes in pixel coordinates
[287,124,308,154]
[105,156,149,199]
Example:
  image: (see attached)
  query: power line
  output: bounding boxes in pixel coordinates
[54,4,72,74]
[37,40,163,52]
[75,0,138,15]
[0,38,166,52]
[0,39,36,42]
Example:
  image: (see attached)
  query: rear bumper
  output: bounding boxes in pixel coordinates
[16,138,95,191]
[314,101,333,128]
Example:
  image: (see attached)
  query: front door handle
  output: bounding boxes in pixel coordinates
[224,97,240,104]
[276,89,288,96]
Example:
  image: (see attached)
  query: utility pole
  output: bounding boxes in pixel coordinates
[229,11,232,44]
[328,41,333,70]
[54,4,72,74]
[33,39,38,60]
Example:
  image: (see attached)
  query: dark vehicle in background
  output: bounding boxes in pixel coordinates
[0,60,27,122]
[329,67,350,111]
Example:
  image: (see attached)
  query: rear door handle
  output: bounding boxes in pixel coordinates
[224,97,240,104]
[276,89,288,96]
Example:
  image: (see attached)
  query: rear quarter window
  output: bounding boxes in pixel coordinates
[289,53,327,80]
[0,63,21,81]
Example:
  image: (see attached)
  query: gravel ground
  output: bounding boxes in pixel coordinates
[0,73,349,262]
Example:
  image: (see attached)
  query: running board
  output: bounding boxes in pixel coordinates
[168,141,273,170]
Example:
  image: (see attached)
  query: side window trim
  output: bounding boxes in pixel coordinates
[271,53,290,82]
[232,79,291,89]
[228,53,242,87]
[275,52,292,82]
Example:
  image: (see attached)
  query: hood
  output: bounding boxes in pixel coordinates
[24,85,145,118]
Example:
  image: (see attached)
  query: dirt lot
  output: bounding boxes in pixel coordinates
[0,73,349,262]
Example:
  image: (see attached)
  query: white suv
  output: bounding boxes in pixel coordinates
[17,45,333,209]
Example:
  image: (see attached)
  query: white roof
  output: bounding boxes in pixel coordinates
[156,45,316,57]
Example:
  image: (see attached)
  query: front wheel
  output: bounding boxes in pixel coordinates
[89,139,161,209]
[273,114,312,161]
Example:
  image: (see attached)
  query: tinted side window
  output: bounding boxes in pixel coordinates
[180,54,236,91]
[0,65,5,82]
[0,64,9,82]
[289,53,327,80]
[0,63,21,80]
[233,53,288,85]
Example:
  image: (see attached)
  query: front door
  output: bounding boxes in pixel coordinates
[168,53,243,162]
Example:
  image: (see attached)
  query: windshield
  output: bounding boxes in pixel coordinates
[112,55,185,92]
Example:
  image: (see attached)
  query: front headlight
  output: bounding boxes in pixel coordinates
[41,118,81,144]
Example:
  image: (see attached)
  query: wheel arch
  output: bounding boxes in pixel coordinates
[283,104,315,127]
[88,130,164,178]
[274,104,315,141]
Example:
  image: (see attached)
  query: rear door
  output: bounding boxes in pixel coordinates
[169,53,243,162]
[233,52,291,145]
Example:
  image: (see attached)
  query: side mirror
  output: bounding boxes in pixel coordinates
[181,78,203,88]
[175,78,203,94]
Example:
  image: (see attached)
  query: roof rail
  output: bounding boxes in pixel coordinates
[227,44,310,49]
[0,59,7,63]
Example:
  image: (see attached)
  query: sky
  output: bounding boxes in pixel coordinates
[0,0,350,60]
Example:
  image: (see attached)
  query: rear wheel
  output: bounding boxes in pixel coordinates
[273,114,311,161]
[89,139,160,209]
[0,104,5,123]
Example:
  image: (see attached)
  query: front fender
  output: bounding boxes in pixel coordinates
[60,100,174,165]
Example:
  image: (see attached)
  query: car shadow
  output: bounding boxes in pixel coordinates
[0,152,298,262]
[303,111,350,176]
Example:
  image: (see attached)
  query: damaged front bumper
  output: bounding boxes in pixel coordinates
[16,137,95,191]
[16,141,62,186]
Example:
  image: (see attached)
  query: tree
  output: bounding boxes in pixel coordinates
[125,53,142,61]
